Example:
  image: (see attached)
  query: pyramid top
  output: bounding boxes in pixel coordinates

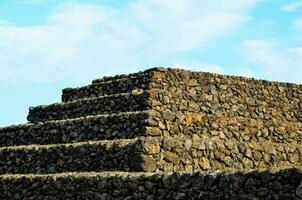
[92,67,302,87]
[0,66,301,175]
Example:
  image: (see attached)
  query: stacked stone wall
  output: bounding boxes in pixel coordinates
[141,136,302,172]
[28,91,150,123]
[0,139,141,174]
[62,72,152,102]
[0,111,149,146]
[148,68,302,122]
[3,67,301,173]
[0,67,301,198]
[0,168,301,199]
[136,68,301,172]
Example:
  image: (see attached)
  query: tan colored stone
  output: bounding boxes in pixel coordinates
[152,71,165,80]
[263,154,271,163]
[200,157,211,170]
[141,155,157,172]
[253,151,263,161]
[162,130,170,137]
[197,142,206,150]
[184,139,192,151]
[220,85,228,90]
[163,151,179,165]
[219,131,226,139]
[192,134,201,143]
[188,79,198,86]
[257,120,264,129]
[158,121,166,129]
[162,96,170,104]
[193,159,200,169]
[145,127,162,136]
[143,138,160,155]
[278,86,284,92]
[131,89,144,95]
[258,161,267,168]
[224,156,233,167]
[162,110,175,121]
[218,118,228,127]
[289,154,299,163]
[192,113,205,123]
[264,145,277,155]
[182,152,192,165]
[245,148,252,158]
[184,165,193,171]
[184,115,193,127]
[242,157,254,168]
[163,163,173,172]
[249,119,257,127]
[205,94,213,101]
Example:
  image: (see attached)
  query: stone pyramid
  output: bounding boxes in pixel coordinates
[0,67,301,199]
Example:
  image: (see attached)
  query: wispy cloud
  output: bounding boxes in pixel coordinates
[242,12,302,84]
[172,62,255,79]
[0,0,259,83]
[174,63,225,74]
[281,0,302,12]
[243,40,302,83]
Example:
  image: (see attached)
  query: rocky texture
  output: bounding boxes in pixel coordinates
[0,111,149,147]
[6,109,302,148]
[62,73,151,102]
[1,134,300,174]
[0,167,301,200]
[91,68,159,84]
[0,67,301,198]
[63,68,302,124]
[28,91,150,123]
[4,68,302,173]
[148,136,302,172]
[146,110,302,143]
[0,139,142,174]
[148,68,302,123]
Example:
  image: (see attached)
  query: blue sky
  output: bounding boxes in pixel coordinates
[0,0,301,127]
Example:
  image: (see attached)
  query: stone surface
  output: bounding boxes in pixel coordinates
[0,168,301,200]
[28,92,150,123]
[0,67,301,199]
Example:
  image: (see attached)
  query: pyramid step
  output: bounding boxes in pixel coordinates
[28,91,150,123]
[62,73,151,102]
[5,108,301,149]
[147,136,302,172]
[0,136,301,174]
[150,89,302,124]
[146,68,302,123]
[0,139,143,174]
[0,167,301,199]
[92,72,145,84]
[2,111,301,147]
[0,111,151,147]
[157,111,302,143]
[90,67,161,84]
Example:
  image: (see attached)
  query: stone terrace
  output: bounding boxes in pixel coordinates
[0,67,301,199]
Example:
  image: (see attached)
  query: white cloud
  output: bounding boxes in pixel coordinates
[281,1,302,12]
[243,40,302,83]
[0,0,259,83]
[172,63,255,78]
[173,63,225,74]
